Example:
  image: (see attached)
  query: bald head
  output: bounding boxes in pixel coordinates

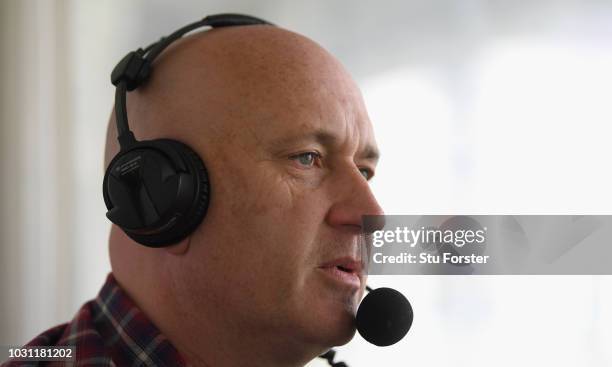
[104,23,381,367]
[104,25,362,170]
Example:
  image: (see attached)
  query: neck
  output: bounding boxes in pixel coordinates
[174,320,317,367]
[132,277,321,367]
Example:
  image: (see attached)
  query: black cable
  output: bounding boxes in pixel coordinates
[319,349,348,367]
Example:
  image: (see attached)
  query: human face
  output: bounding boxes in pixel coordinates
[183,59,384,352]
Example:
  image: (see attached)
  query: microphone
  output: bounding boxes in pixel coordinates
[356,287,413,346]
[319,286,413,366]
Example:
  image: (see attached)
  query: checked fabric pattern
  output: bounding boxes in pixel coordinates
[4,273,186,367]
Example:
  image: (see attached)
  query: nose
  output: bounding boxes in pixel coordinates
[325,166,385,234]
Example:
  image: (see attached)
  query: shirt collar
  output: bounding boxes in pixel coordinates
[92,273,188,367]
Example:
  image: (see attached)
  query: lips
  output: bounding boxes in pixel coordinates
[318,257,363,289]
[320,257,363,273]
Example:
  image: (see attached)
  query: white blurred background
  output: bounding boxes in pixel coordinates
[1,1,611,366]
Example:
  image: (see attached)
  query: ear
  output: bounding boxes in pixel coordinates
[164,236,191,255]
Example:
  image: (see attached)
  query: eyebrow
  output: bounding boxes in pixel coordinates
[270,129,380,162]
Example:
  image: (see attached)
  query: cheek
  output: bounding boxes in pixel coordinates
[227,163,325,225]
[225,171,327,280]
[233,176,323,263]
[203,157,330,286]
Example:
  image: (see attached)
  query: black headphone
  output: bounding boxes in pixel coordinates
[103,16,410,367]
[103,14,273,247]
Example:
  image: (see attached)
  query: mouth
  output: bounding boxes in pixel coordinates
[318,257,363,289]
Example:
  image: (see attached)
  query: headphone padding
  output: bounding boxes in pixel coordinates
[104,139,210,247]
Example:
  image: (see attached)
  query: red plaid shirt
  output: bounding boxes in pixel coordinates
[4,273,187,366]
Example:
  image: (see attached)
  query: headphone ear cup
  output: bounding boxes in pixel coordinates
[160,139,211,244]
[103,139,210,247]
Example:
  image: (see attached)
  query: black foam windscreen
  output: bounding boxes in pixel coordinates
[355,287,413,346]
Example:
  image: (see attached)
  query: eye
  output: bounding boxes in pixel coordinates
[290,152,321,167]
[359,168,373,180]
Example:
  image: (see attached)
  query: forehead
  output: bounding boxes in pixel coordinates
[266,97,377,155]
[158,26,378,156]
[239,57,377,157]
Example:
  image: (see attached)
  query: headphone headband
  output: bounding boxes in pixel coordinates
[110,13,273,150]
[103,14,273,247]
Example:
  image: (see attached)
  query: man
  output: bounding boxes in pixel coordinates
[11,21,383,366]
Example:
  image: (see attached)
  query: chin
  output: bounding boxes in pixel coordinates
[306,295,359,348]
[331,321,357,347]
